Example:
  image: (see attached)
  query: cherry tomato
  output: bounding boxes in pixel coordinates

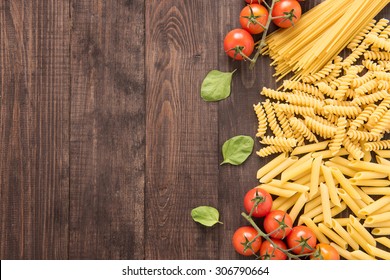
[243,187,273,218]
[272,0,302,28]
[263,210,293,239]
[310,243,340,260]
[240,4,269,34]
[232,226,262,256]
[223,29,254,60]
[286,226,317,254]
[259,238,287,260]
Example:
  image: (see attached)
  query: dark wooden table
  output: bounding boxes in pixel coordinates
[1,0,389,260]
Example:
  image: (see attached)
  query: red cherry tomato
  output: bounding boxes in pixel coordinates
[286,226,317,254]
[243,187,273,218]
[240,4,269,34]
[259,238,287,260]
[223,29,254,60]
[310,243,340,260]
[232,226,262,256]
[263,210,293,239]
[272,0,302,28]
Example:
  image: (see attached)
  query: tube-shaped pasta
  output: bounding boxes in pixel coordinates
[258,184,297,198]
[310,156,323,198]
[325,161,357,178]
[367,244,390,260]
[271,196,290,211]
[337,189,365,218]
[332,218,350,227]
[331,219,359,250]
[366,212,390,224]
[347,225,373,255]
[331,167,361,199]
[318,223,348,249]
[376,156,390,166]
[372,227,390,235]
[349,215,376,246]
[277,193,301,212]
[351,250,376,260]
[259,156,298,183]
[313,202,347,223]
[320,183,332,227]
[281,157,313,183]
[363,220,390,228]
[330,243,356,260]
[361,187,390,195]
[375,237,390,249]
[353,171,388,180]
[291,141,330,156]
[374,150,390,158]
[304,194,322,213]
[349,179,390,187]
[351,185,374,205]
[349,160,390,174]
[321,165,341,207]
[269,180,310,192]
[312,148,348,159]
[371,203,390,215]
[359,196,390,216]
[300,216,330,244]
[289,192,309,224]
[257,153,289,179]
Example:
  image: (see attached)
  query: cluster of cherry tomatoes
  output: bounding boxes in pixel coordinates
[232,187,340,260]
[224,0,303,60]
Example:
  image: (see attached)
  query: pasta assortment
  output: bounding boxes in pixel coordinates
[253,17,390,259]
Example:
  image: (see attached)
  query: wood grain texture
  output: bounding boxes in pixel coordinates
[0,0,70,259]
[68,0,145,259]
[145,0,220,259]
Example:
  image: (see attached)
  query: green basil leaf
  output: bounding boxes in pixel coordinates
[201,69,236,102]
[221,135,254,165]
[191,206,222,227]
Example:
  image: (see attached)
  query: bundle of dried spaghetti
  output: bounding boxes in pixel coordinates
[264,0,389,81]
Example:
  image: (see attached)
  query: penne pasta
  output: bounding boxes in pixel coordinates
[372,227,390,235]
[325,161,357,178]
[289,192,309,224]
[374,150,390,158]
[366,212,390,224]
[331,167,361,199]
[310,156,323,198]
[375,237,390,249]
[349,160,390,175]
[367,244,390,260]
[351,185,374,205]
[330,243,356,260]
[347,225,373,255]
[361,187,390,195]
[313,202,347,223]
[281,157,313,183]
[291,141,330,156]
[375,156,390,166]
[359,196,390,216]
[349,215,376,246]
[353,171,388,180]
[332,218,350,227]
[337,189,365,218]
[269,180,310,192]
[257,153,289,179]
[300,216,330,244]
[330,156,361,171]
[294,173,312,185]
[321,165,341,207]
[351,250,376,260]
[259,156,298,183]
[349,179,390,187]
[331,219,359,250]
[370,202,390,215]
[304,193,321,213]
[318,223,348,249]
[312,148,348,159]
[271,196,290,211]
[320,183,332,227]
[257,184,297,198]
[363,220,390,228]
[277,193,301,212]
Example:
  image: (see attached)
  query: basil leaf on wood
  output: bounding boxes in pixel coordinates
[221,135,254,165]
[191,206,222,227]
[201,69,236,102]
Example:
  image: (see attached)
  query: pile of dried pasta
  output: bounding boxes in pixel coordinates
[253,18,390,260]
[264,0,390,80]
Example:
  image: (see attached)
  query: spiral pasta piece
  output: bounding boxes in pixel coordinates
[374,71,390,81]
[377,61,390,71]
[317,82,338,98]
[301,62,336,84]
[371,25,390,52]
[289,117,318,143]
[318,56,344,84]
[323,105,362,118]
[286,94,324,110]
[304,116,337,139]
[370,110,390,136]
[351,71,375,88]
[347,19,376,50]
[354,79,378,96]
[351,90,389,106]
[261,87,287,101]
[368,97,390,124]
[347,130,381,142]
[276,103,316,117]
[363,140,390,151]
[364,51,390,61]
[362,59,385,71]
[378,79,390,90]
[343,42,370,69]
[343,136,364,160]
[335,66,362,100]
[329,117,347,155]
[283,81,324,100]
[366,34,390,52]
[349,104,377,130]
[263,99,284,138]
[256,145,291,158]
[253,103,268,138]
[260,136,297,148]
[324,99,354,107]
[275,108,294,138]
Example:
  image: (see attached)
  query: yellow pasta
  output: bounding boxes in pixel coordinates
[332,218,351,227]
[259,156,298,183]
[349,179,390,187]
[330,243,356,260]
[350,250,376,260]
[257,153,288,179]
[268,180,309,193]
[331,167,361,199]
[320,183,332,227]
[271,196,290,211]
[348,160,390,175]
[289,192,309,224]
[367,244,390,260]
[366,212,390,224]
[337,189,364,218]
[374,150,390,158]
[277,193,301,212]
[309,155,323,198]
[312,202,347,224]
[347,225,374,255]
[257,184,296,198]
[349,215,376,246]
[375,237,390,249]
[361,187,390,196]
[359,196,390,216]
[372,227,390,236]
[325,161,357,178]
[363,220,390,228]
[300,216,330,244]
[281,157,313,183]
[331,219,359,250]
[353,171,388,180]
[311,148,349,159]
[321,165,341,207]
[291,141,330,156]
[318,223,348,249]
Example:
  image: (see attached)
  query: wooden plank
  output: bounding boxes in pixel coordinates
[0,0,70,259]
[145,0,219,259]
[69,0,145,259]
